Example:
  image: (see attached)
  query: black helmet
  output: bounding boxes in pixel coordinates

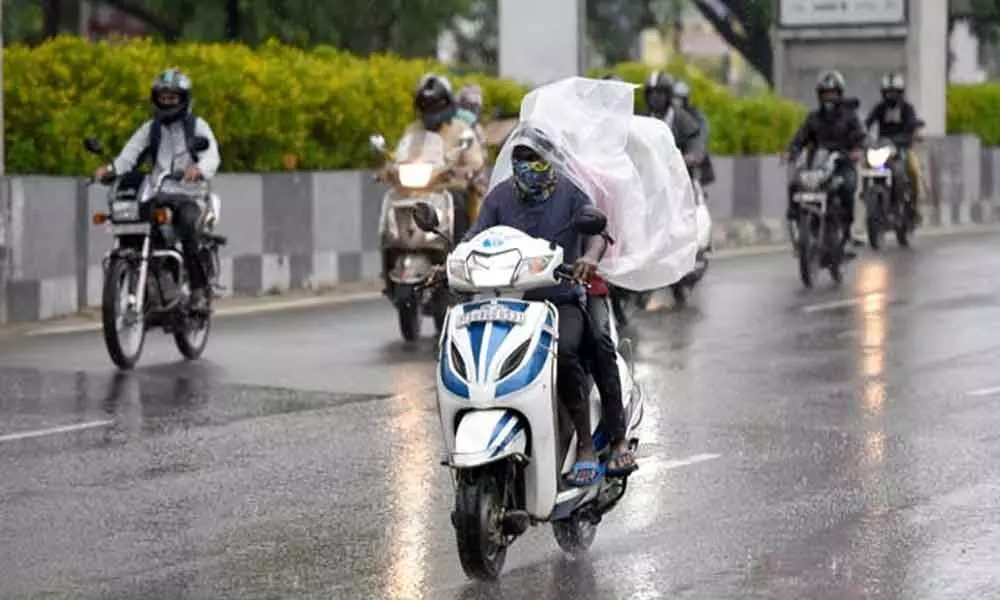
[643,70,674,117]
[414,73,456,132]
[150,68,192,124]
[880,72,905,105]
[815,70,845,111]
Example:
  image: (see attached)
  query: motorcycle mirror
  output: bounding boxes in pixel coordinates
[573,205,608,236]
[191,136,210,152]
[369,134,387,153]
[83,137,104,155]
[412,201,440,232]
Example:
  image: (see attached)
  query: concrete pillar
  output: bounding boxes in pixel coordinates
[499,0,585,87]
[906,0,948,135]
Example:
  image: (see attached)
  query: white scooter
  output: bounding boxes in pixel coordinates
[669,175,712,306]
[411,203,645,581]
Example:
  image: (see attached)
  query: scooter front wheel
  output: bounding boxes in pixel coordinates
[453,471,508,581]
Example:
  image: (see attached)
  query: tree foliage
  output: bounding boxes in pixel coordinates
[690,0,773,85]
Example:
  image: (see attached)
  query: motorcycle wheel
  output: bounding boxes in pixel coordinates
[454,471,508,581]
[174,308,211,360]
[102,258,147,370]
[895,203,912,248]
[396,286,422,342]
[796,215,818,289]
[552,510,598,558]
[432,289,449,333]
[865,189,886,250]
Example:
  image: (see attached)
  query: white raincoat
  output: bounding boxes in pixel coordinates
[488,77,698,291]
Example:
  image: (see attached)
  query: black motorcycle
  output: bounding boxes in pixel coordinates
[83,137,227,369]
[788,149,850,288]
[860,128,922,250]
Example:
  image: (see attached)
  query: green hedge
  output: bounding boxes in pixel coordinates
[5,38,997,175]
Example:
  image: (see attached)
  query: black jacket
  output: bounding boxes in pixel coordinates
[865,100,921,145]
[787,98,866,157]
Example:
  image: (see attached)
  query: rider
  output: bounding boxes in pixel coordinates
[864,72,924,224]
[390,73,486,238]
[784,70,867,255]
[642,71,705,171]
[455,83,490,221]
[463,126,614,487]
[673,79,715,188]
[93,68,220,312]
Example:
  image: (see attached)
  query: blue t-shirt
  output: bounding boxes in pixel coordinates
[465,176,591,303]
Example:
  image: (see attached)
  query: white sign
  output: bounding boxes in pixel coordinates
[779,0,906,27]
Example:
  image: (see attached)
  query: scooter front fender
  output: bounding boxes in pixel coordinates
[450,409,528,469]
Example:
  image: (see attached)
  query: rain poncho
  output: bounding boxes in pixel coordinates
[489,77,698,291]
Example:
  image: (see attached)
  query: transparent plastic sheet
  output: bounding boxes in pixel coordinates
[488,77,697,291]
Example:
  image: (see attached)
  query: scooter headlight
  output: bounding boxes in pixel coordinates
[513,254,555,282]
[447,258,469,282]
[866,147,892,169]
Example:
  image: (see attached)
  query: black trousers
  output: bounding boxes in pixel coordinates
[585,295,626,445]
[170,198,208,290]
[555,302,589,437]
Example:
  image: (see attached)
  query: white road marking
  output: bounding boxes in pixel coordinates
[801,297,864,314]
[967,386,1000,398]
[25,292,382,337]
[0,420,113,443]
[637,452,722,475]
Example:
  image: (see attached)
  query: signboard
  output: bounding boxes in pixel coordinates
[779,0,907,28]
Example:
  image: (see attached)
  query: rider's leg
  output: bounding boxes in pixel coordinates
[839,165,859,251]
[905,150,923,221]
[556,302,601,486]
[585,294,635,474]
[173,200,209,309]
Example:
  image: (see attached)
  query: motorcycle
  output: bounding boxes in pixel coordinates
[83,137,227,370]
[411,202,645,581]
[788,149,850,288]
[370,128,476,342]
[668,166,712,306]
[861,127,923,250]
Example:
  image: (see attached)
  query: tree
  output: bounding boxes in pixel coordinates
[690,0,773,85]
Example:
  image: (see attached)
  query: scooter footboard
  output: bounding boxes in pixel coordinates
[451,409,528,468]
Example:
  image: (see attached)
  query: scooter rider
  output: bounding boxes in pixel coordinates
[783,70,867,255]
[93,68,221,313]
[642,71,705,170]
[461,126,614,487]
[673,79,715,188]
[864,72,924,224]
[455,83,490,222]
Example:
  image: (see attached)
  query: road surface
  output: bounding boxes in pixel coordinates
[1,232,999,599]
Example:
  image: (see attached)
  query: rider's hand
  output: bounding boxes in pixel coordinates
[571,257,598,283]
[849,148,862,162]
[183,165,203,183]
[376,166,396,184]
[427,265,446,285]
[93,164,111,182]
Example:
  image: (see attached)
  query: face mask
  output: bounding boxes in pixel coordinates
[647,91,671,115]
[455,108,477,125]
[421,105,456,131]
[512,158,556,201]
[821,100,836,113]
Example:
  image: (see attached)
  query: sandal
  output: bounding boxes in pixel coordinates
[606,449,638,477]
[565,461,605,488]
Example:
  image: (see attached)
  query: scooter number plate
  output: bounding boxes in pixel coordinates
[456,306,525,328]
[793,192,826,203]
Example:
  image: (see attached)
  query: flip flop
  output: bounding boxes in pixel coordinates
[606,450,638,477]
[565,461,605,488]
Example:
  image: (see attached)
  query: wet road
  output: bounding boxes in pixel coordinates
[2,232,1000,599]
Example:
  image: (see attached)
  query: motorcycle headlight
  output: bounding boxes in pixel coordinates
[513,254,555,281]
[398,163,434,188]
[866,147,892,169]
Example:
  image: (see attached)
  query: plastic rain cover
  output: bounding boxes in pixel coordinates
[488,76,697,291]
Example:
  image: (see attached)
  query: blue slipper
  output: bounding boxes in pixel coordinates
[606,450,638,477]
[565,461,605,487]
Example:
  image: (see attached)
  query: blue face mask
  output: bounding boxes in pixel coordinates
[512,158,556,201]
[455,108,477,125]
